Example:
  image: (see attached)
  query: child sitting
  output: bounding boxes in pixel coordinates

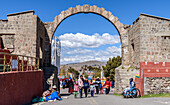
[74,81,79,98]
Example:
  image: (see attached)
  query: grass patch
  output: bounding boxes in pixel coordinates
[140,93,170,98]
[113,93,123,97]
[127,66,135,72]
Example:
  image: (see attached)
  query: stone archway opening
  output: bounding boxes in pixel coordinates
[43,5,130,92]
[44,5,130,67]
[52,12,121,65]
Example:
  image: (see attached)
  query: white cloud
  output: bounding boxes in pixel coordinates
[64,48,93,55]
[60,46,121,64]
[106,46,121,54]
[59,33,120,48]
[58,33,121,64]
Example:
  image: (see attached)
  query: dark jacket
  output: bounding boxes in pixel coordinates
[83,81,89,88]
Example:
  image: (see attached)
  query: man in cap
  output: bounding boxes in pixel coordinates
[94,77,101,94]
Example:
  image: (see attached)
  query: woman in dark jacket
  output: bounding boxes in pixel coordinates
[68,78,74,94]
[83,78,90,97]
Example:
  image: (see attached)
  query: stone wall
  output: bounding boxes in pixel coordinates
[1,34,14,52]
[128,14,170,69]
[139,14,170,63]
[144,77,170,95]
[0,10,51,67]
[0,11,37,57]
[0,10,58,91]
[128,18,141,68]
[36,17,46,67]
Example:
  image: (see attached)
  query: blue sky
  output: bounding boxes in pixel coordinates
[1,0,170,64]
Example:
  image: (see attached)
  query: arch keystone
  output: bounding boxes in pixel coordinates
[83,5,90,12]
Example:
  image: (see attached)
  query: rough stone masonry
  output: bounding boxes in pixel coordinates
[0,5,169,93]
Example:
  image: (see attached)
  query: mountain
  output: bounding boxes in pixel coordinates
[60,60,106,71]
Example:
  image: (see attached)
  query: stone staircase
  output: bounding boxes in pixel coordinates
[114,65,131,94]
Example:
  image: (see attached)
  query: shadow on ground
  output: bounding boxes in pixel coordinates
[61,93,71,96]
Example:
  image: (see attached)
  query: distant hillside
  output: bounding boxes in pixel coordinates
[60,60,106,71]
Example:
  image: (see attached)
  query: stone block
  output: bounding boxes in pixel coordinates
[83,5,90,12]
[75,5,81,12]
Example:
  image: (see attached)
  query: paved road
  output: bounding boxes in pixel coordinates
[34,89,170,105]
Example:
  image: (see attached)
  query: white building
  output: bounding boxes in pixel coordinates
[51,36,61,75]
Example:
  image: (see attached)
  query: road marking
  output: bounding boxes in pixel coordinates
[88,98,94,105]
[90,98,99,105]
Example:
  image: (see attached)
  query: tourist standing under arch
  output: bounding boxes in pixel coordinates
[78,75,84,98]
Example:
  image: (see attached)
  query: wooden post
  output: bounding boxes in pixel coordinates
[3,54,6,72]
[34,58,36,71]
[31,57,33,71]
[27,57,29,71]
[37,58,39,70]
[17,56,19,71]
[10,55,13,71]
[22,56,24,71]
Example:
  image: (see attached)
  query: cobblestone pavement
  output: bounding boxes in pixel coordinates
[33,89,170,105]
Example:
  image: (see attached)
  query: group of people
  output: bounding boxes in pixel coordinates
[63,75,113,98]
[32,86,62,103]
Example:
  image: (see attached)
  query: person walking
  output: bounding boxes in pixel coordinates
[83,78,90,97]
[111,80,115,89]
[94,77,101,94]
[74,81,79,98]
[68,78,74,94]
[78,75,84,98]
[99,82,103,94]
[62,80,66,89]
[111,80,115,92]
[104,77,111,94]
[90,80,95,97]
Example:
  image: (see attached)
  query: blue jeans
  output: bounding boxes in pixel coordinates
[91,90,94,97]
[79,88,83,98]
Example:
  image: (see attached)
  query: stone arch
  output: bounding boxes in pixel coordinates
[44,5,130,66]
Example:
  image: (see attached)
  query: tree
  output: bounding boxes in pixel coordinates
[83,72,88,79]
[68,67,80,79]
[60,69,65,76]
[102,56,121,81]
[87,66,93,71]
